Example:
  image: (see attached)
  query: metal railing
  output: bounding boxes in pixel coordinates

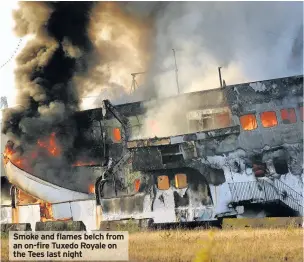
[273,179,303,215]
[228,180,303,215]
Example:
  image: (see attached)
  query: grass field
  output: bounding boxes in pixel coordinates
[1,228,303,262]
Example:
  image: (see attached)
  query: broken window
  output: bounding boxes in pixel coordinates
[175,173,187,189]
[273,157,289,175]
[260,111,278,128]
[280,108,297,124]
[113,128,121,142]
[214,112,231,128]
[157,175,170,190]
[187,107,231,132]
[300,107,303,121]
[240,114,258,130]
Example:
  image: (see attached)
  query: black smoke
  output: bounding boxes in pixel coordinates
[1,2,101,192]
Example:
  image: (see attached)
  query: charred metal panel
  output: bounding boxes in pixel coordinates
[132,147,164,171]
[224,75,303,108]
[128,126,240,149]
[195,134,240,156]
[186,161,226,186]
[170,126,240,144]
[127,138,170,148]
[108,143,123,160]
[101,194,146,214]
[72,108,104,161]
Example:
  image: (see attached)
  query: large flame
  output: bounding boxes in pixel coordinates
[3,132,100,175]
[3,143,25,170]
[3,132,62,172]
[37,132,61,157]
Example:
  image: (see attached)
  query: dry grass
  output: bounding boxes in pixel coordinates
[129,228,303,262]
[1,228,303,262]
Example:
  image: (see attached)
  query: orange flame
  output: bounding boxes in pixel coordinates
[260,111,278,128]
[3,146,15,164]
[72,161,97,167]
[39,202,54,222]
[3,144,25,169]
[134,179,140,192]
[39,201,71,222]
[37,132,61,157]
[240,114,258,131]
[17,189,39,205]
[89,184,95,194]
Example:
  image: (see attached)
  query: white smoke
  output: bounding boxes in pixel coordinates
[128,1,303,139]
[148,1,303,97]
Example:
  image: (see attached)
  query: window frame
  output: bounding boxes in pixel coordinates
[260,111,278,128]
[280,108,297,124]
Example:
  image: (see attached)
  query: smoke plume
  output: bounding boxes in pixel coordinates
[2,2,97,192]
[78,2,154,108]
[125,2,304,138]
[1,2,303,190]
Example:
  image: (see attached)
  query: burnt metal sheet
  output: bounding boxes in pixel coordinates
[224,75,303,111]
[132,148,164,171]
[127,138,171,148]
[127,126,240,149]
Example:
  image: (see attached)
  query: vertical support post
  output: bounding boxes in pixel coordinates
[218,67,223,88]
[172,49,180,94]
[263,181,267,201]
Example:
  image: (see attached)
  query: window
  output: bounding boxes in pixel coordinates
[175,173,187,189]
[240,114,258,130]
[273,158,289,175]
[157,175,169,190]
[214,112,231,128]
[113,128,121,142]
[280,108,296,124]
[260,111,278,128]
[300,107,303,122]
[134,179,140,192]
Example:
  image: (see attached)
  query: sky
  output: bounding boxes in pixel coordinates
[0,1,23,108]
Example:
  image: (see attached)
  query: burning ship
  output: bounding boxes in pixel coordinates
[1,74,303,231]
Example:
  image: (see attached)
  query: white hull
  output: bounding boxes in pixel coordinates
[4,161,90,203]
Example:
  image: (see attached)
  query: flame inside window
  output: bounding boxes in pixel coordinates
[89,184,95,194]
[240,114,257,130]
[175,173,187,189]
[134,179,140,192]
[113,128,121,142]
[280,108,297,124]
[157,175,169,190]
[260,111,278,128]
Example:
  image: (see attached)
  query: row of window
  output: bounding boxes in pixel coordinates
[110,107,303,139]
[157,174,188,190]
[240,107,303,131]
